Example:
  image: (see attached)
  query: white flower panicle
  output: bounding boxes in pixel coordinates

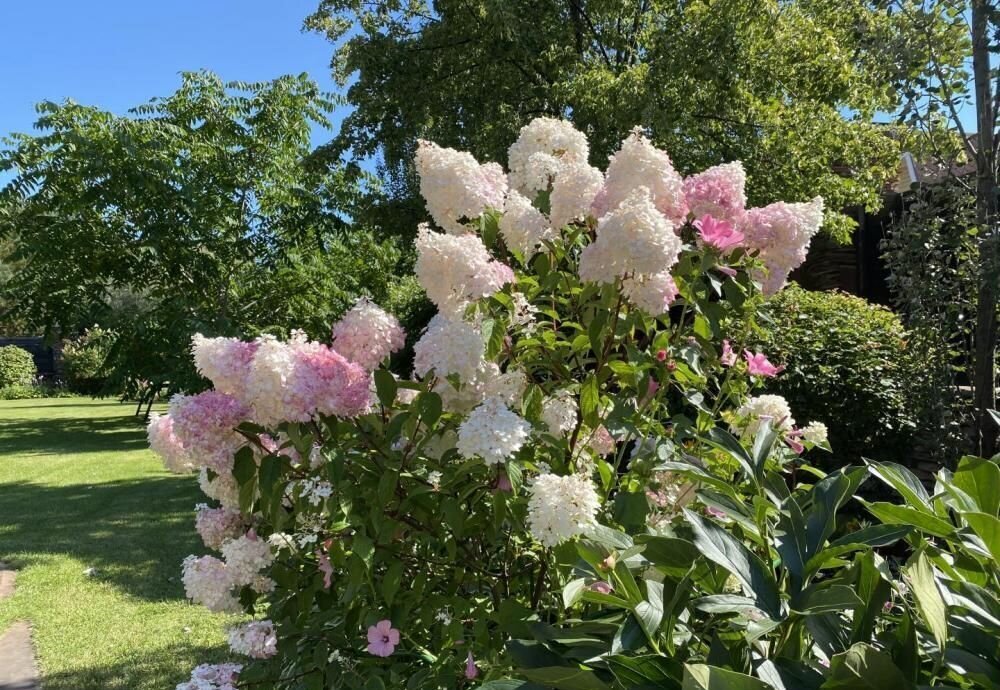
[221,532,274,587]
[622,271,679,316]
[331,298,406,370]
[593,127,688,224]
[801,421,829,445]
[743,197,824,295]
[415,139,507,234]
[507,117,589,196]
[527,473,600,547]
[734,394,795,436]
[228,620,278,659]
[579,187,683,284]
[456,397,531,465]
[195,504,245,551]
[181,555,239,613]
[198,468,241,510]
[147,413,193,473]
[175,663,242,690]
[549,160,604,230]
[413,314,485,383]
[499,189,553,255]
[190,334,258,401]
[415,224,513,315]
[540,390,578,438]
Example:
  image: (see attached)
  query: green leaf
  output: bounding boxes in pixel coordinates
[829,524,912,549]
[905,550,947,652]
[373,369,397,409]
[580,376,600,428]
[636,536,701,578]
[606,655,682,689]
[563,578,587,609]
[418,392,443,430]
[634,579,664,640]
[964,511,1000,563]
[381,560,404,606]
[683,509,782,619]
[861,502,954,538]
[867,462,930,510]
[682,664,772,690]
[476,682,546,690]
[952,456,1000,515]
[518,666,610,690]
[822,643,914,689]
[703,427,756,482]
[794,584,864,615]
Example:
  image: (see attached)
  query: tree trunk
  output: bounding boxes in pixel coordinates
[971,0,999,456]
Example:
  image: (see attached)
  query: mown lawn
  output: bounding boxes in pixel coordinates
[0,397,238,689]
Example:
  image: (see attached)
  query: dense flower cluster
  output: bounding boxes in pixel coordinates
[594,128,687,224]
[176,663,242,690]
[147,413,192,473]
[500,190,552,255]
[682,162,747,223]
[734,394,795,436]
[507,117,590,196]
[194,504,244,550]
[415,224,514,315]
[743,198,825,294]
[228,620,278,659]
[527,473,601,547]
[456,398,531,465]
[169,391,249,473]
[331,298,406,370]
[415,140,506,234]
[191,334,259,400]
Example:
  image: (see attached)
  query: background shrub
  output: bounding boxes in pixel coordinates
[62,325,116,394]
[0,345,37,388]
[753,285,921,467]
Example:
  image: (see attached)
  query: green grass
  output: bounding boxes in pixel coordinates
[0,397,238,689]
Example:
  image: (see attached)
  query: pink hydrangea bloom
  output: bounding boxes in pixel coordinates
[621,271,680,316]
[743,351,785,377]
[147,413,193,473]
[228,620,278,659]
[694,215,744,253]
[587,425,616,457]
[366,619,400,657]
[169,391,250,473]
[682,162,747,223]
[742,197,824,294]
[194,504,245,551]
[415,224,514,315]
[331,298,406,371]
[181,555,239,613]
[191,334,259,402]
[720,340,737,367]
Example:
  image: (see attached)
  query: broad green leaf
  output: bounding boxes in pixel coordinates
[606,655,682,689]
[822,643,914,689]
[704,427,756,482]
[691,594,759,614]
[943,648,1000,687]
[636,536,701,578]
[861,502,954,538]
[373,369,397,409]
[518,667,609,690]
[580,375,600,428]
[476,682,545,690]
[563,578,587,609]
[867,462,930,510]
[634,579,664,640]
[683,509,782,619]
[829,524,912,549]
[905,551,947,652]
[682,664,772,690]
[964,511,1000,563]
[794,584,864,615]
[849,551,891,644]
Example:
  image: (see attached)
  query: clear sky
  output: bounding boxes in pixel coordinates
[0,1,343,147]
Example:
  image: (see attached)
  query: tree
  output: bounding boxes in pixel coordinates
[305,0,957,240]
[894,0,999,454]
[0,71,400,398]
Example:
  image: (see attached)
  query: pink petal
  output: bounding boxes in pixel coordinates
[387,629,400,645]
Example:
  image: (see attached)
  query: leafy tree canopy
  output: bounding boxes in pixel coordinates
[306,0,962,240]
[0,70,400,394]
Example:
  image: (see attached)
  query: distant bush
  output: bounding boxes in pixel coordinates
[753,285,921,466]
[0,345,37,388]
[0,380,72,400]
[61,325,116,394]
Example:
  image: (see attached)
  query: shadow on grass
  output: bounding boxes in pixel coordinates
[0,414,150,455]
[0,475,206,601]
[34,641,230,690]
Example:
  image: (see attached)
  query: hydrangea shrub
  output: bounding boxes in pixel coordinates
[153,118,830,689]
[0,345,36,388]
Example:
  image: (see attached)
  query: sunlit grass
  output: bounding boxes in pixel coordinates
[0,398,238,689]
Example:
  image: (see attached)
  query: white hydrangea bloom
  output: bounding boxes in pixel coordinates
[527,473,600,547]
[621,270,679,316]
[594,127,687,224]
[221,533,274,587]
[578,187,682,284]
[540,390,578,438]
[507,117,589,196]
[413,314,485,383]
[190,333,258,401]
[414,224,513,315]
[499,189,553,255]
[549,160,603,230]
[198,468,241,509]
[331,298,405,370]
[181,555,239,613]
[415,140,507,234]
[801,421,829,445]
[743,197,824,295]
[733,394,795,436]
[244,333,301,427]
[147,413,194,473]
[456,398,531,465]
[228,620,277,659]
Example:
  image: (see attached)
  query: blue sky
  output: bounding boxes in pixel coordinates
[0,1,344,147]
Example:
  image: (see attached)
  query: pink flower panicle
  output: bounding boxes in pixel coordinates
[331,298,406,371]
[147,413,193,474]
[682,162,747,223]
[176,663,242,690]
[191,334,260,400]
[168,391,250,473]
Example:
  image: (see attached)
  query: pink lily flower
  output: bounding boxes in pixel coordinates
[465,651,479,679]
[366,619,400,657]
[317,550,334,589]
[743,350,785,377]
[589,581,614,594]
[785,428,805,455]
[694,215,744,253]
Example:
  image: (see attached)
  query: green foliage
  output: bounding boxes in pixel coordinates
[62,325,116,394]
[0,345,36,388]
[0,71,396,396]
[753,285,920,467]
[883,179,981,464]
[0,382,72,400]
[304,0,961,240]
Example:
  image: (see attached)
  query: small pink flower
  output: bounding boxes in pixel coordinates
[694,215,744,253]
[743,350,784,377]
[317,550,334,589]
[655,349,668,362]
[495,471,513,493]
[366,619,400,657]
[785,428,805,455]
[721,340,737,367]
[589,581,614,594]
[716,265,738,278]
[465,651,479,679]
[640,378,660,406]
[705,505,726,519]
